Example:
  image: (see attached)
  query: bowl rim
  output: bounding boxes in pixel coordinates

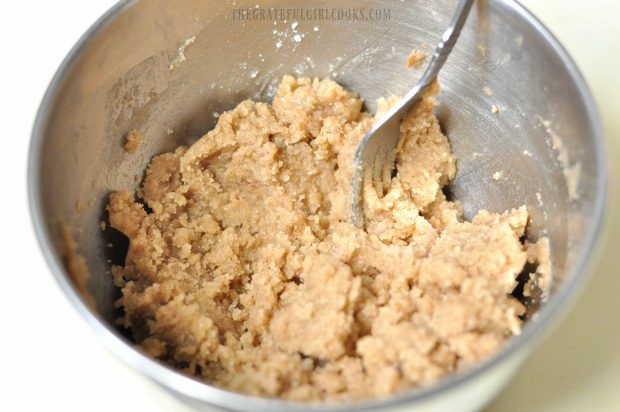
[27,0,609,410]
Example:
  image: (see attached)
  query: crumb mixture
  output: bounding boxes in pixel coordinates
[60,223,96,309]
[124,129,144,153]
[108,76,546,401]
[406,49,427,68]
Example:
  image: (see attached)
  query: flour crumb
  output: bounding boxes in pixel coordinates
[169,35,196,71]
[60,223,96,309]
[565,163,581,201]
[541,118,581,200]
[492,171,503,181]
[124,129,144,153]
[406,49,427,68]
[538,116,552,129]
[515,35,524,47]
[483,86,493,96]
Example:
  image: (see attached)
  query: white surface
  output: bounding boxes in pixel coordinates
[0,1,618,411]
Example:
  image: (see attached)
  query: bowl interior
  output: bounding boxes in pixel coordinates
[31,0,604,402]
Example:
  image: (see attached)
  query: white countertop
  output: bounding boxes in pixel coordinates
[1,1,618,410]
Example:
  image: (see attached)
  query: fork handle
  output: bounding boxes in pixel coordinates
[399,0,476,117]
[428,0,476,79]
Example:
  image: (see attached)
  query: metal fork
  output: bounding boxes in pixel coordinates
[350,0,475,228]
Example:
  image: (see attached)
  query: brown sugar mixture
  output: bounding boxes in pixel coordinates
[124,129,144,153]
[108,76,547,402]
[406,49,428,68]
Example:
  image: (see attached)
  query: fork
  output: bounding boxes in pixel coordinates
[351,0,475,228]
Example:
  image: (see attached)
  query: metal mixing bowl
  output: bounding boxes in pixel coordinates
[28,0,607,410]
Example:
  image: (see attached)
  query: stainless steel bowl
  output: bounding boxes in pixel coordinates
[28,0,607,410]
